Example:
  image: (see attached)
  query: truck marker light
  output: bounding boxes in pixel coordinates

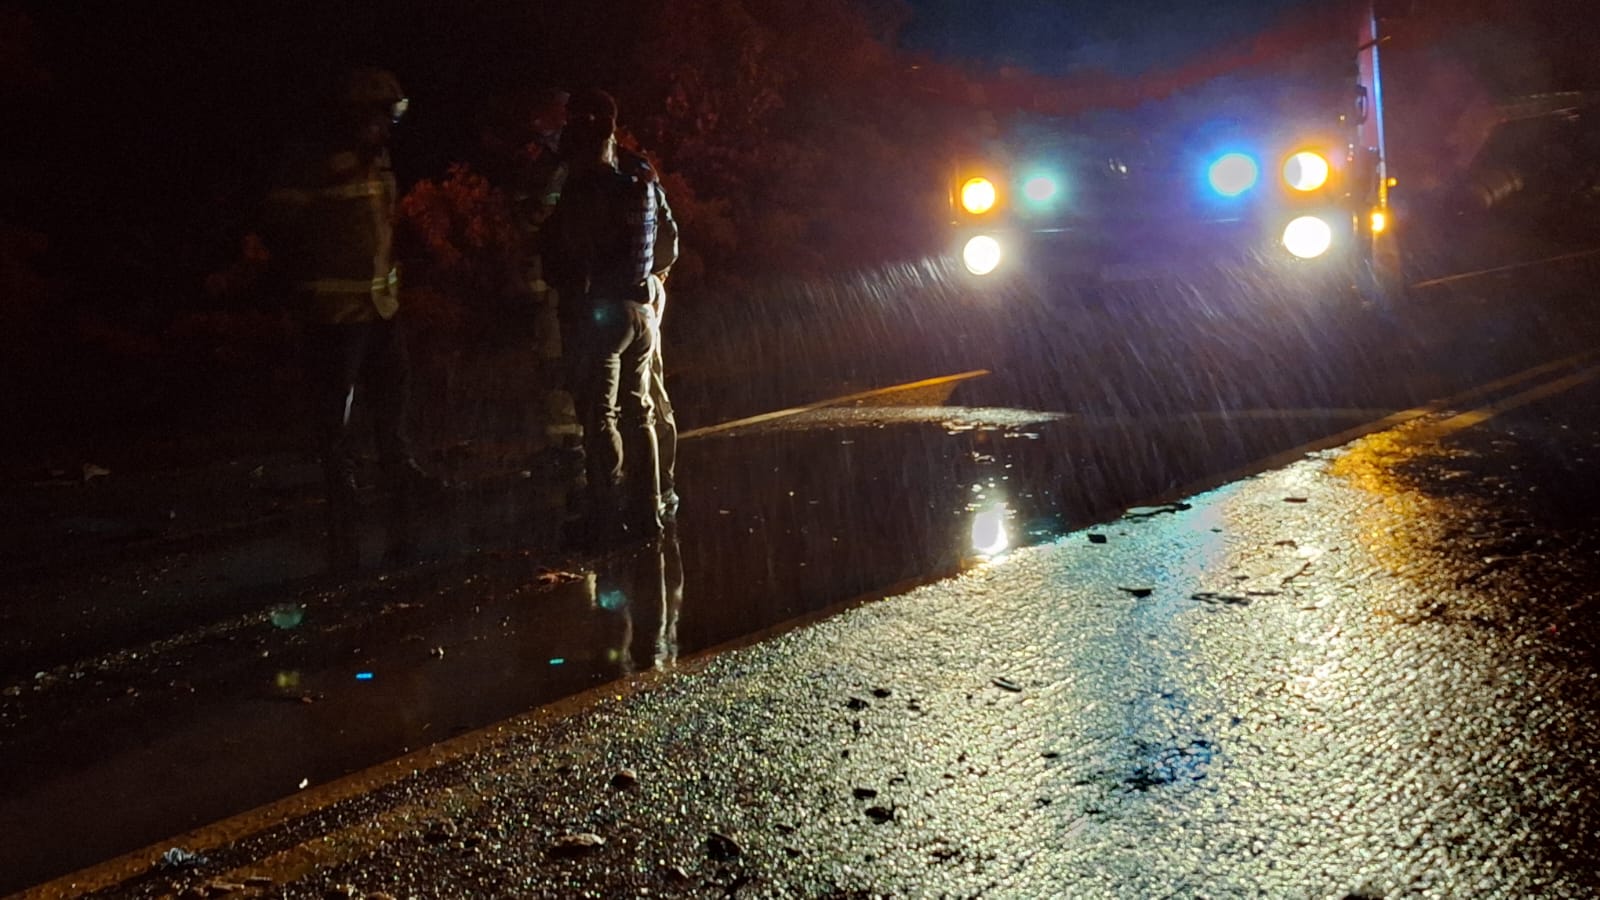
[960,177,997,214]
[1208,153,1259,197]
[1283,216,1334,259]
[962,235,1003,276]
[1370,209,1388,234]
[1284,151,1331,191]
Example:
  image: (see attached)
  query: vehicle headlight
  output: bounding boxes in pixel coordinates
[960,177,997,215]
[1282,216,1334,259]
[962,235,1003,276]
[1283,151,1331,192]
[1207,153,1260,197]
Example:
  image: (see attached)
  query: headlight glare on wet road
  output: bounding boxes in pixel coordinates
[960,177,997,214]
[1284,151,1331,192]
[971,507,1010,556]
[962,235,1003,276]
[1282,215,1334,259]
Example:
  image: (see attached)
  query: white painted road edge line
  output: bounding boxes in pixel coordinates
[1409,246,1600,290]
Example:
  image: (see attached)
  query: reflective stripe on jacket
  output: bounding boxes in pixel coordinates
[266,148,400,324]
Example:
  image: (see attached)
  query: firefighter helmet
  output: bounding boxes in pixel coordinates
[343,67,408,122]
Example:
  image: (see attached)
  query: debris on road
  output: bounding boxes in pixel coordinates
[156,847,208,870]
[611,768,639,789]
[1118,586,1155,598]
[1124,502,1192,519]
[1192,592,1252,607]
[536,569,583,586]
[1088,532,1109,544]
[992,677,1023,692]
[549,832,606,856]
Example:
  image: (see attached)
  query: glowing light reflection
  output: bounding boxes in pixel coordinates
[971,507,1011,557]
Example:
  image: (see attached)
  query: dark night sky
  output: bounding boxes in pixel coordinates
[900,0,1600,91]
[902,0,1325,75]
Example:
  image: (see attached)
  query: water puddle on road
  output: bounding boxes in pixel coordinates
[0,402,1393,890]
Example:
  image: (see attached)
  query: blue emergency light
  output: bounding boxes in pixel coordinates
[1207,153,1260,197]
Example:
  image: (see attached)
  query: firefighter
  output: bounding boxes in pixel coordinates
[542,88,663,545]
[264,66,435,574]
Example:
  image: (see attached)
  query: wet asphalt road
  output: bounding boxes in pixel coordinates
[7,244,1600,894]
[35,323,1600,899]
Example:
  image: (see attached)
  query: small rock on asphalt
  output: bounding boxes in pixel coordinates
[549,832,606,856]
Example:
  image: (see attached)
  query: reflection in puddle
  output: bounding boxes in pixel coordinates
[971,504,1012,558]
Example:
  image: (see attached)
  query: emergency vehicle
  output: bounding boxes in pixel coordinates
[949,1,1405,304]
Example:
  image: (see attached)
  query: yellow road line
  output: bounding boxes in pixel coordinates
[678,369,991,440]
[1427,367,1599,436]
[1409,246,1600,290]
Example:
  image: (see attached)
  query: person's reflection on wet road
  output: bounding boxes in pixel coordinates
[592,525,683,676]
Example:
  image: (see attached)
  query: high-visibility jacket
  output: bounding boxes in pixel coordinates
[266,147,400,325]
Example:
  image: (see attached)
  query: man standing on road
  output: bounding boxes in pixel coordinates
[542,88,664,545]
[641,169,680,522]
[264,66,436,573]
